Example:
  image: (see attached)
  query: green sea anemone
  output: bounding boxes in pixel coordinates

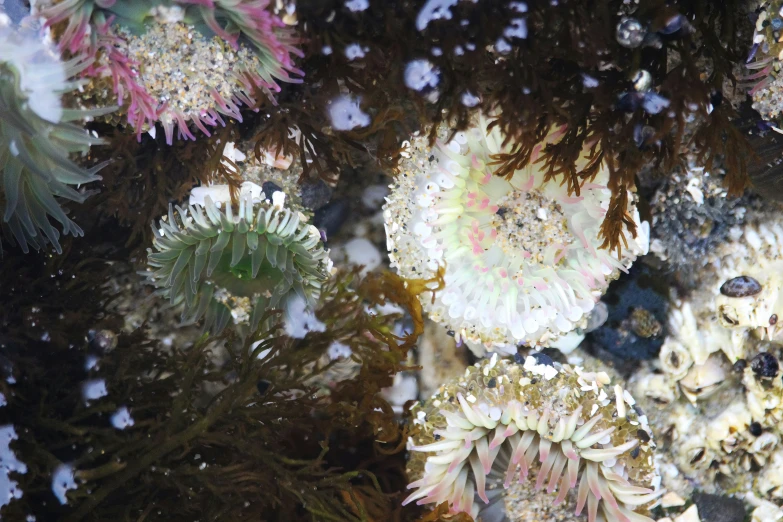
[145,186,331,335]
[0,22,108,254]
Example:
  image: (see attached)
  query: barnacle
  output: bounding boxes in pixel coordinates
[145,185,330,335]
[0,21,107,254]
[405,355,662,521]
[383,116,649,355]
[41,0,303,143]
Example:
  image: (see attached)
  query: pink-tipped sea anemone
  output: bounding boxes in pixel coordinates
[40,0,303,144]
[405,355,662,521]
[383,117,649,355]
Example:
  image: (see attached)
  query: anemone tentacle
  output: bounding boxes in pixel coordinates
[145,190,330,335]
[406,356,662,522]
[0,23,109,253]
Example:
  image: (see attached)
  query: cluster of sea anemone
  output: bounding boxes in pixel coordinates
[40,0,303,143]
[0,18,108,254]
[405,355,662,521]
[384,116,649,355]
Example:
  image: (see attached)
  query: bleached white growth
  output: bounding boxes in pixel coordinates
[460,91,480,107]
[84,355,100,371]
[343,237,382,275]
[0,425,26,511]
[345,0,369,11]
[328,94,371,131]
[416,0,458,31]
[81,379,107,402]
[110,407,135,430]
[504,18,528,39]
[284,294,326,338]
[51,464,77,505]
[327,341,352,360]
[404,59,440,91]
[344,43,368,60]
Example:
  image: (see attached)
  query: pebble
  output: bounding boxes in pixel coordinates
[616,18,646,48]
[300,179,332,210]
[314,199,350,239]
[751,352,779,378]
[262,181,283,202]
[692,492,746,522]
[673,505,701,522]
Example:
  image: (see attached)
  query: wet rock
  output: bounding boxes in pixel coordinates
[300,179,332,210]
[720,276,762,297]
[587,264,668,361]
[616,18,645,48]
[313,199,349,240]
[692,492,746,522]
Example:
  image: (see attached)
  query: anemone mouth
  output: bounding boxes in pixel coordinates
[405,357,662,522]
[384,117,648,351]
[146,193,330,335]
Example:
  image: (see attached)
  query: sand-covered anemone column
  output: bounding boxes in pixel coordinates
[144,183,331,336]
[40,0,303,144]
[0,20,109,254]
[404,355,662,521]
[383,117,648,355]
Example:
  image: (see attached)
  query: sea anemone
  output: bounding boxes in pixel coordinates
[0,20,107,254]
[744,0,783,126]
[404,355,662,521]
[383,116,649,355]
[144,183,331,335]
[40,0,303,144]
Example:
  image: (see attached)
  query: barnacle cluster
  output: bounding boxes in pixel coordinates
[632,202,783,506]
[406,355,661,521]
[145,182,330,335]
[40,0,302,143]
[0,18,107,253]
[648,157,762,286]
[384,117,649,355]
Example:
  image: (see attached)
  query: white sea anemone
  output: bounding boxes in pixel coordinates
[383,117,648,355]
[405,355,662,521]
